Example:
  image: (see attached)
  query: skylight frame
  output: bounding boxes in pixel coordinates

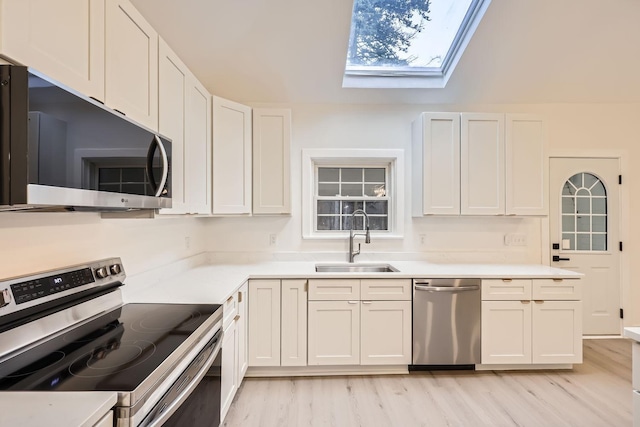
[343,0,492,89]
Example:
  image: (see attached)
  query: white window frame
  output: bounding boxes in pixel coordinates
[302,149,405,239]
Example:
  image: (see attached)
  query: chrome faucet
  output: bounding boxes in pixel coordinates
[348,209,370,263]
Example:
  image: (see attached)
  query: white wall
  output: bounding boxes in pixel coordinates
[0,214,207,278]
[204,102,639,321]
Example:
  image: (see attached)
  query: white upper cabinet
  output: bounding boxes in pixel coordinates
[461,113,505,215]
[0,0,105,101]
[212,96,252,215]
[412,112,547,216]
[252,108,291,215]
[105,0,158,130]
[505,115,548,215]
[412,112,460,216]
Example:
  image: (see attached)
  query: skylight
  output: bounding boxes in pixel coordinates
[343,0,491,89]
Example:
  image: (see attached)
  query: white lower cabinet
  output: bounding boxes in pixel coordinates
[307,279,412,366]
[93,411,113,427]
[236,282,249,382]
[281,280,308,366]
[481,279,582,365]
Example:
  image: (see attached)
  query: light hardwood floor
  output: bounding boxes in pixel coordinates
[223,339,632,427]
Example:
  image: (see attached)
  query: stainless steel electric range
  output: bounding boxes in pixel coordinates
[0,258,223,427]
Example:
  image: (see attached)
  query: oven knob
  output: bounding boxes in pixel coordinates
[109,264,121,275]
[95,267,109,279]
[0,289,10,308]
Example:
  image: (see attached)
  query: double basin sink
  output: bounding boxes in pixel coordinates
[314,263,399,273]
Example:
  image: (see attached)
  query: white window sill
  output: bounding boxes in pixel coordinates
[302,232,405,240]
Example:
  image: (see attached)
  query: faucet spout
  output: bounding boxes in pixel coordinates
[348,209,370,263]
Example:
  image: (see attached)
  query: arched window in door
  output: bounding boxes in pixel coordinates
[561,172,607,251]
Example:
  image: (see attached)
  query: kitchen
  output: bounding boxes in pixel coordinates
[0,0,638,426]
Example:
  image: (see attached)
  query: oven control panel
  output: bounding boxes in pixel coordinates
[0,258,125,317]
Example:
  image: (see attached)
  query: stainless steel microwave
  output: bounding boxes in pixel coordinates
[0,65,171,211]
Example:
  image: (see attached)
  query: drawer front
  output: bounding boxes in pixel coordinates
[308,279,360,301]
[532,279,581,300]
[223,290,238,328]
[482,279,532,301]
[361,279,411,301]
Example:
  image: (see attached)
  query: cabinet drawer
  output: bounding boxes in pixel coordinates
[532,279,581,300]
[482,279,532,300]
[223,291,238,328]
[308,279,360,301]
[361,279,411,301]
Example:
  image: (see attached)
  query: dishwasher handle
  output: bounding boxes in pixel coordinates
[414,284,480,292]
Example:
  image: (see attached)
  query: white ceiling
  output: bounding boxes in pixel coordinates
[131,0,640,105]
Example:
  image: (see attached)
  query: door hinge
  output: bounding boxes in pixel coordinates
[619,175,622,184]
[620,308,624,319]
[620,241,623,252]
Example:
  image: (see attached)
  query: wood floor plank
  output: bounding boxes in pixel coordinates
[223,339,633,427]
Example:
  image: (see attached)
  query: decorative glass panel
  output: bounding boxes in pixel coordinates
[560,172,607,251]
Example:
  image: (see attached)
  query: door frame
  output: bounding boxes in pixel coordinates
[542,149,629,333]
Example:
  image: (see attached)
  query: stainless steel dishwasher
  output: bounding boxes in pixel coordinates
[411,278,481,369]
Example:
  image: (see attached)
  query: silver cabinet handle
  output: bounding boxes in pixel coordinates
[414,284,479,292]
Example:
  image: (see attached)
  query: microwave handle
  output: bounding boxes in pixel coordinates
[146,135,169,197]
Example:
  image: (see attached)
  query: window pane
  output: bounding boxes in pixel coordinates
[562,233,575,251]
[341,168,363,182]
[122,168,144,182]
[569,174,582,188]
[575,188,589,196]
[576,198,590,214]
[592,198,606,214]
[365,201,388,215]
[562,197,575,213]
[369,216,388,230]
[364,184,386,197]
[317,216,340,230]
[342,201,363,214]
[591,181,606,197]
[317,201,340,215]
[318,168,339,182]
[342,216,364,231]
[583,173,598,189]
[562,215,575,233]
[562,182,577,196]
[592,235,606,251]
[342,184,363,197]
[318,183,339,196]
[576,233,591,251]
[576,215,590,232]
[592,216,606,232]
[364,168,385,182]
[99,168,120,183]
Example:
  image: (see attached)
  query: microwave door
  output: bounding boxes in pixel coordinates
[146,135,169,197]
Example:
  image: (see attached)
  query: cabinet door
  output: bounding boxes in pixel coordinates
[220,320,238,421]
[105,0,158,130]
[0,0,105,101]
[184,75,212,214]
[411,112,460,216]
[252,108,291,215]
[481,300,531,364]
[361,301,411,365]
[92,411,113,427]
[212,96,252,215]
[308,301,360,365]
[236,282,249,382]
[248,280,280,366]
[532,301,582,364]
[461,113,505,215]
[281,280,308,367]
[157,38,187,214]
[505,115,547,216]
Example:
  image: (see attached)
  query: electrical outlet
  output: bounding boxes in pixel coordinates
[419,234,426,245]
[504,233,527,246]
[269,234,277,246]
[184,236,191,250]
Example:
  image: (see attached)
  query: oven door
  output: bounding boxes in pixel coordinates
[137,329,222,427]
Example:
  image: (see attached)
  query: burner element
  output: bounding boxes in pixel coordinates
[69,340,156,378]
[131,307,202,333]
[5,351,66,378]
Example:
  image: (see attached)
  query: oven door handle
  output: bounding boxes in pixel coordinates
[145,330,222,427]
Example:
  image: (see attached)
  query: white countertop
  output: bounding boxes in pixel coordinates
[0,392,117,427]
[124,260,582,305]
[624,327,640,342]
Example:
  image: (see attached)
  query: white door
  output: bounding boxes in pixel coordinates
[549,158,621,335]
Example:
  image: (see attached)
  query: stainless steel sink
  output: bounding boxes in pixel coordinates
[315,263,399,273]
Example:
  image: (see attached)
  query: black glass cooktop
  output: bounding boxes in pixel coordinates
[0,303,221,392]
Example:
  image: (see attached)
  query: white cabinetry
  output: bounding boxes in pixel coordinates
[307,279,411,366]
[0,0,105,101]
[248,279,308,367]
[412,112,547,216]
[105,0,158,130]
[158,38,211,215]
[481,279,582,365]
[93,412,113,427]
[252,108,291,215]
[220,283,248,422]
[212,96,252,215]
